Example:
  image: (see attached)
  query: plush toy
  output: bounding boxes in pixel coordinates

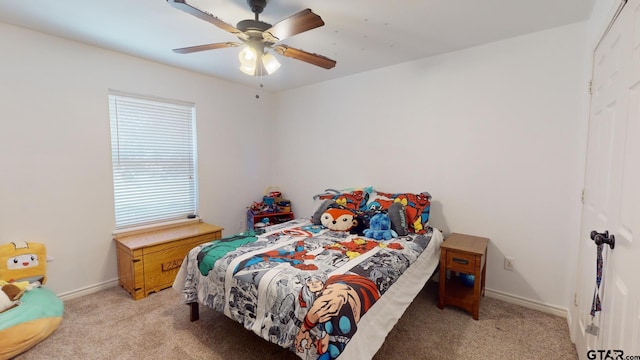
[349,213,368,236]
[0,283,24,313]
[363,213,398,240]
[0,241,63,359]
[349,209,378,236]
[0,279,38,292]
[320,208,356,231]
[0,241,47,284]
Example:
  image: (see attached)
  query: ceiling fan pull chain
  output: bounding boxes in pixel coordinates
[255,71,263,99]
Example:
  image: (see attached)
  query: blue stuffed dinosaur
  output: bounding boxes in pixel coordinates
[363,213,398,240]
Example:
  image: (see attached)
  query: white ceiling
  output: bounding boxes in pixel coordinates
[0,0,595,92]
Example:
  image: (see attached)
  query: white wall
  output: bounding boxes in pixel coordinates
[0,16,597,311]
[273,22,589,309]
[0,23,275,295]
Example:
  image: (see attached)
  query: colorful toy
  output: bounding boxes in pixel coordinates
[320,208,356,231]
[0,241,63,359]
[363,213,398,240]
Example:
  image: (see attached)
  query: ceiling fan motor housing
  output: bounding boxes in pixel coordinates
[248,0,267,14]
[237,19,271,33]
[236,19,272,45]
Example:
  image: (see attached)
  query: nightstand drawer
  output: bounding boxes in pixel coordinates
[446,251,476,273]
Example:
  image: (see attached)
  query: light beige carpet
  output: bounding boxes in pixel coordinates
[14,282,577,359]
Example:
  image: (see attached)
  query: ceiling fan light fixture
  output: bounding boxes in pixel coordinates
[238,46,258,75]
[262,52,281,75]
[238,46,281,76]
[239,63,256,76]
[239,46,257,64]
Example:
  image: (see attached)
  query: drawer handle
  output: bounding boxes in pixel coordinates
[452,257,469,265]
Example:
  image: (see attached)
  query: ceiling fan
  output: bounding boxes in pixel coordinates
[167,0,336,76]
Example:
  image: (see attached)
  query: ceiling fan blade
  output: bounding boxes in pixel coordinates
[273,45,336,69]
[167,0,244,37]
[264,9,324,43]
[173,42,242,54]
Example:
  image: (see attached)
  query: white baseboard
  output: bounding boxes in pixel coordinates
[57,279,119,301]
[485,287,569,318]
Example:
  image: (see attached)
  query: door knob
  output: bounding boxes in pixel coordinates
[590,230,615,249]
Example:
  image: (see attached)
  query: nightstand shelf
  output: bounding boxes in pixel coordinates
[247,210,294,231]
[438,233,489,320]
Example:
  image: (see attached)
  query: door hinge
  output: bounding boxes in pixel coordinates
[588,80,593,95]
[581,189,585,204]
[574,292,578,307]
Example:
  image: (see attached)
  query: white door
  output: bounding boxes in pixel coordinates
[574,0,640,358]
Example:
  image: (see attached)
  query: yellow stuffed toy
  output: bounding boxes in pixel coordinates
[0,241,47,284]
[0,241,63,359]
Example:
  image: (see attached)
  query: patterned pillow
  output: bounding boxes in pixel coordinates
[338,186,375,196]
[366,191,431,234]
[315,190,368,211]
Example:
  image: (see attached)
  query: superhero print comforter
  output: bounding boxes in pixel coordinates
[174,218,443,360]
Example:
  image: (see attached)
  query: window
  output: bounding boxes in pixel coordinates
[108,91,197,230]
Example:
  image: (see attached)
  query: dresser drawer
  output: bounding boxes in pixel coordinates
[446,251,476,273]
[142,232,221,296]
[143,241,197,294]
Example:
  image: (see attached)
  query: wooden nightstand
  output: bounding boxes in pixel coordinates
[438,233,489,320]
[114,221,223,300]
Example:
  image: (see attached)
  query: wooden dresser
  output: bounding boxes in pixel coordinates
[113,221,223,300]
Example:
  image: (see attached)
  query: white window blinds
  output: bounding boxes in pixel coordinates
[108,92,197,230]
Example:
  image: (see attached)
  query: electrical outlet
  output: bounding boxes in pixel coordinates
[504,256,515,271]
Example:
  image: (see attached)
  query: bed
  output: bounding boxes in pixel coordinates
[172,189,443,360]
